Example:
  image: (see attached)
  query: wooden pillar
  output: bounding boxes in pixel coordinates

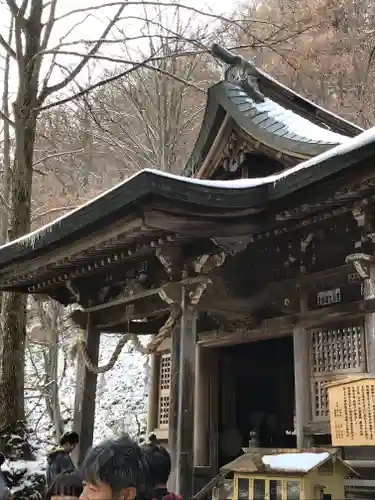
[176,286,197,498]
[147,352,160,434]
[194,344,209,466]
[208,349,219,473]
[72,314,100,466]
[364,265,375,372]
[293,290,311,448]
[168,324,181,492]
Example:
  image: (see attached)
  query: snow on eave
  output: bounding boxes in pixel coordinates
[251,96,347,144]
[262,452,330,473]
[1,125,375,254]
[255,66,364,135]
[272,123,375,182]
[0,168,145,251]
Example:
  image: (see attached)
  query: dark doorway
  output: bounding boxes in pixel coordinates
[218,336,296,466]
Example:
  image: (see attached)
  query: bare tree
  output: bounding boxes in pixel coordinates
[82,7,218,174]
[0,0,139,455]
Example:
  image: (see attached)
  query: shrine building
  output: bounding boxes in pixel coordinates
[0,45,374,498]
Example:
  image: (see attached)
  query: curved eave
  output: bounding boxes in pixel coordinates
[0,171,268,270]
[215,82,348,158]
[1,124,375,279]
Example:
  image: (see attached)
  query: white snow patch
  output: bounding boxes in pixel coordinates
[253,97,348,143]
[26,333,149,463]
[262,452,330,472]
[254,65,363,135]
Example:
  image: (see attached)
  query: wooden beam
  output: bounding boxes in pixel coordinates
[70,277,209,332]
[71,309,167,334]
[194,345,209,467]
[72,314,100,466]
[176,287,197,498]
[293,290,312,448]
[208,349,219,474]
[198,298,375,347]
[168,323,181,492]
[84,276,206,313]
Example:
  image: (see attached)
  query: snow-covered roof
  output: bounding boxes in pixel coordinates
[254,65,363,137]
[225,83,348,146]
[222,449,357,476]
[212,43,363,138]
[262,452,329,473]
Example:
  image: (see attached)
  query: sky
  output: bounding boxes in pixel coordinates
[0,0,244,108]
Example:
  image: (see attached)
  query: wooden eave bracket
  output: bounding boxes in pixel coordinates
[346,253,375,279]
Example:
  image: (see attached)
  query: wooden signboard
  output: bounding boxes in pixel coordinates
[328,376,375,446]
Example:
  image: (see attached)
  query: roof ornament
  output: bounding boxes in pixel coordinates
[211,43,265,103]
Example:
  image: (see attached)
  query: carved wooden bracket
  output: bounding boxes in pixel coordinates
[346,253,375,280]
[189,252,227,306]
[155,247,182,276]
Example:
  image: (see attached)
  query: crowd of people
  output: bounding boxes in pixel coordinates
[45,431,181,500]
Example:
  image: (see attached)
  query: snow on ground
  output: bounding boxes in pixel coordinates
[25,333,149,465]
[262,452,330,472]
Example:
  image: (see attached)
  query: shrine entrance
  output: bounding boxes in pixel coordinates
[218,336,296,467]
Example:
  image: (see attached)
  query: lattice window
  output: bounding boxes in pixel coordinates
[310,323,365,421]
[311,324,365,375]
[158,353,171,428]
[312,379,330,420]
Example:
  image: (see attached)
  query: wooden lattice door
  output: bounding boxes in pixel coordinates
[310,323,366,421]
[158,353,171,428]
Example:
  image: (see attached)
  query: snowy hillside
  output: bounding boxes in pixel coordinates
[25,334,149,462]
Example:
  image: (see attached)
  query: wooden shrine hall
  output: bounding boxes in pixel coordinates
[0,45,375,498]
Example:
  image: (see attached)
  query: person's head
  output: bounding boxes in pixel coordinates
[80,434,150,500]
[141,434,171,488]
[0,453,5,468]
[45,469,83,500]
[60,432,79,453]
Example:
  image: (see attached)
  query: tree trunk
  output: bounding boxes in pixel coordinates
[0,0,43,456]
[43,305,64,441]
[0,111,37,456]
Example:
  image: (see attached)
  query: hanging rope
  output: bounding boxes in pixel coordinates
[73,251,227,373]
[71,333,131,374]
[71,287,181,372]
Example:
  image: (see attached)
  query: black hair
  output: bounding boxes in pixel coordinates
[81,434,151,496]
[59,431,79,446]
[0,453,5,467]
[141,433,171,486]
[45,469,83,499]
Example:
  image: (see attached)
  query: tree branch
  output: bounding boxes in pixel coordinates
[40,34,187,54]
[5,0,20,18]
[41,0,58,51]
[32,206,77,224]
[37,55,205,112]
[33,148,86,167]
[0,33,15,59]
[0,108,15,128]
[53,1,280,28]
[38,2,128,103]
